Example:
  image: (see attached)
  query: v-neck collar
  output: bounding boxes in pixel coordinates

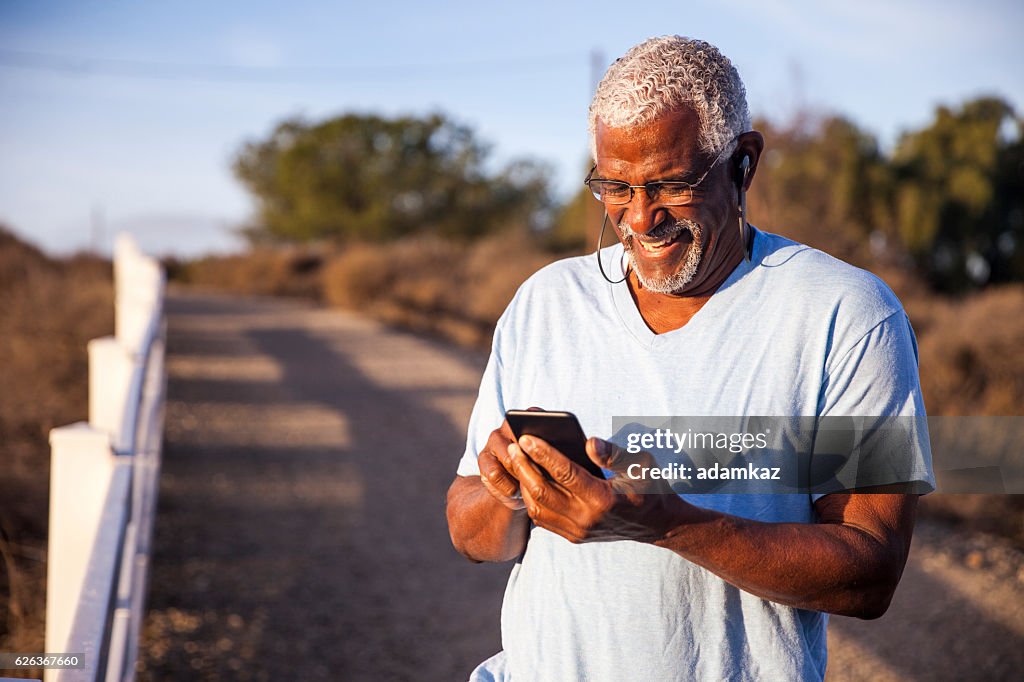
[607,227,762,349]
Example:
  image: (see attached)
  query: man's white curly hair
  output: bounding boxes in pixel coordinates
[588,35,750,161]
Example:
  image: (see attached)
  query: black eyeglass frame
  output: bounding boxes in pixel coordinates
[584,143,735,206]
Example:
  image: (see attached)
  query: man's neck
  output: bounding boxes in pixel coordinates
[627,247,744,334]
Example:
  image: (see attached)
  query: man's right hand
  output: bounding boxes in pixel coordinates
[477,421,526,511]
[446,416,538,562]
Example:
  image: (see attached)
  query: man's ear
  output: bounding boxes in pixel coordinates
[734,131,765,192]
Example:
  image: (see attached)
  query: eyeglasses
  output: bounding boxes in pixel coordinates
[584,151,727,206]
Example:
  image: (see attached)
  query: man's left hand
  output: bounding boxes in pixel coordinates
[508,435,694,544]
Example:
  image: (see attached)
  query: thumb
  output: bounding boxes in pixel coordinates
[587,437,660,473]
[585,438,628,470]
[588,437,679,495]
[586,437,614,470]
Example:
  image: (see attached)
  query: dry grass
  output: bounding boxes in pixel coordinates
[171,246,325,300]
[898,282,1024,544]
[0,227,113,674]
[320,231,554,347]
[175,230,563,348]
[906,285,1024,416]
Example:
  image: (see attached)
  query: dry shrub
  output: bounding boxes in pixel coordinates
[461,230,557,325]
[321,231,555,347]
[320,242,396,310]
[897,282,1024,546]
[322,236,473,341]
[908,285,1024,416]
[177,247,324,300]
[177,230,557,348]
[0,226,114,664]
[0,239,113,477]
[374,236,469,314]
[832,262,1024,417]
[919,494,1024,547]
[321,236,467,312]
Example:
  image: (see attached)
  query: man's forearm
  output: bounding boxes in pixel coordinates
[651,493,917,619]
[446,475,530,562]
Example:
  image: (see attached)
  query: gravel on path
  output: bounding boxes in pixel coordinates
[139,292,509,681]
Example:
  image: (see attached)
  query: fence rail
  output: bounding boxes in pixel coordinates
[45,234,167,682]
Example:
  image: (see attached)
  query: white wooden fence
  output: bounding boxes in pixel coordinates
[44,234,167,682]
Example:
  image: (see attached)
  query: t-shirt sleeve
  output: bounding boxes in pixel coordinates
[456,319,511,477]
[813,310,936,499]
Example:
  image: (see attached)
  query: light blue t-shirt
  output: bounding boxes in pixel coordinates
[456,228,934,682]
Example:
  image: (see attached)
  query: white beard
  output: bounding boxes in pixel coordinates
[618,218,704,294]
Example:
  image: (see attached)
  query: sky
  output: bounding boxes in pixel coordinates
[1,0,1022,257]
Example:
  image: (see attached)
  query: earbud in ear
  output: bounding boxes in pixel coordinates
[737,155,752,262]
[737,154,751,190]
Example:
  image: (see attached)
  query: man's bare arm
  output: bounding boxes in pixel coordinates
[446,419,532,562]
[446,475,530,562]
[652,492,917,619]
[508,435,918,619]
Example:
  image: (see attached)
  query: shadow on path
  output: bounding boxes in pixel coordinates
[140,293,508,681]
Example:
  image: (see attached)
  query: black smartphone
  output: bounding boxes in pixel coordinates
[505,410,605,479]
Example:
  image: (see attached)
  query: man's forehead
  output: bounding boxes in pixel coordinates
[594,106,705,174]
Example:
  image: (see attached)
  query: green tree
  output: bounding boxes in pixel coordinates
[233,112,552,243]
[747,114,891,261]
[892,97,1024,290]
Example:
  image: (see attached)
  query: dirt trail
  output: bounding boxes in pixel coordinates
[139,291,1023,681]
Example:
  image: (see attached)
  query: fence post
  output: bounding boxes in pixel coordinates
[114,234,163,354]
[45,424,117,659]
[88,338,138,455]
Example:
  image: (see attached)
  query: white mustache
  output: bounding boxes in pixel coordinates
[618,218,698,244]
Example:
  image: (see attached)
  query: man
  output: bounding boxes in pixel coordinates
[446,35,933,681]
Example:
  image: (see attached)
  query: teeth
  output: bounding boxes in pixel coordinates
[639,237,673,250]
[630,225,689,252]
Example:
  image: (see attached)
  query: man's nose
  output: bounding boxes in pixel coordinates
[616,188,664,236]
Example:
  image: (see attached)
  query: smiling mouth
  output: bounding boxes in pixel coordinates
[632,223,693,253]
[636,234,680,251]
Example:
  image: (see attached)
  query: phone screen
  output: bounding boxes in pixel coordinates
[505,410,605,479]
